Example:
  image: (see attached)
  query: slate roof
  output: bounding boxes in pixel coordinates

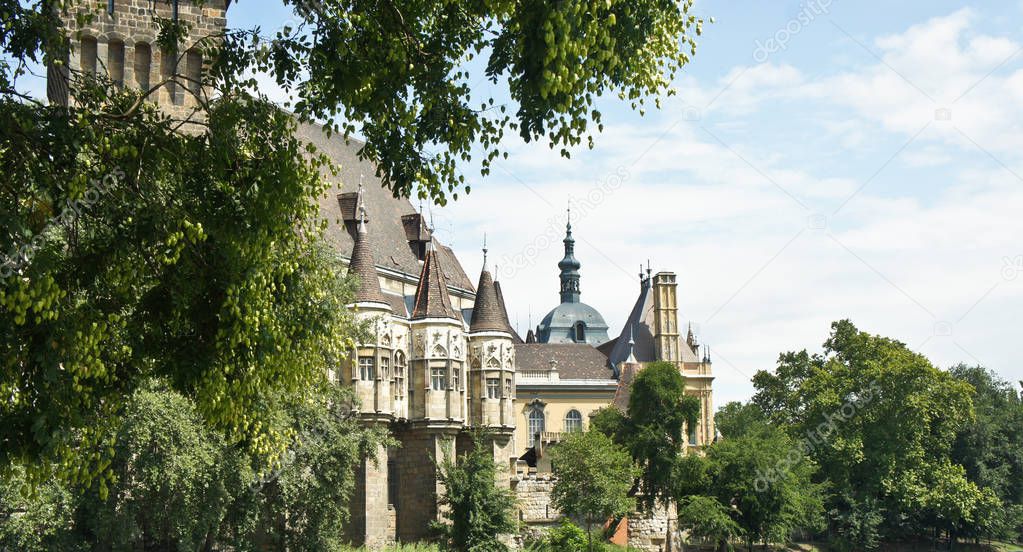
[294,122,474,292]
[514,344,615,381]
[411,246,460,320]
[470,267,508,332]
[494,281,524,343]
[606,278,701,373]
[348,217,390,306]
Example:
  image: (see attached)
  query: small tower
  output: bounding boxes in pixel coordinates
[345,185,395,419]
[652,271,681,362]
[468,242,515,431]
[558,210,582,304]
[343,186,395,549]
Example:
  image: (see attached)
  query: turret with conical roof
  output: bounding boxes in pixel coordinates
[468,241,515,430]
[348,183,391,309]
[411,241,460,320]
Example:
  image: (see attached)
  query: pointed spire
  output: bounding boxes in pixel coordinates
[558,206,581,304]
[347,179,389,308]
[470,239,510,333]
[411,242,458,320]
[625,324,638,364]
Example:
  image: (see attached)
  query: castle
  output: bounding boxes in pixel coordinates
[52,2,714,549]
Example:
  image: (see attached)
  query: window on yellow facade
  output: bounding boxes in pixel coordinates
[528,409,545,447]
[564,410,583,433]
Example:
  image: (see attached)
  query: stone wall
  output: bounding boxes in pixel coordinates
[627,502,680,552]
[512,473,559,523]
[345,441,393,547]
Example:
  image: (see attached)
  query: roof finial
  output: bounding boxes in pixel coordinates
[482,233,489,268]
[566,199,572,231]
[356,175,367,233]
[625,324,638,364]
[646,259,652,280]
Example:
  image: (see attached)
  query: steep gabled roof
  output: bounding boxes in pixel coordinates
[411,245,460,320]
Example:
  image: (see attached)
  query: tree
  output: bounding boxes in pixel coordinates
[676,495,743,552]
[750,320,977,545]
[622,361,702,507]
[3,0,708,489]
[714,401,768,440]
[434,432,517,552]
[704,424,825,552]
[549,430,639,551]
[0,465,81,552]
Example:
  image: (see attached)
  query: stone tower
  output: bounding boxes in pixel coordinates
[393,240,466,542]
[51,0,228,120]
[651,272,681,362]
[342,187,399,548]
[466,248,517,484]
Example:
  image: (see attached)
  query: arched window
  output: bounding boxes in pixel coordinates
[393,351,406,399]
[80,36,98,74]
[107,39,125,87]
[564,410,583,433]
[574,321,586,342]
[134,42,151,91]
[528,409,545,447]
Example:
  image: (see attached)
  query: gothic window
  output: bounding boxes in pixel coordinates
[107,40,125,87]
[574,321,586,343]
[160,46,180,105]
[80,36,98,74]
[528,409,545,447]
[486,378,500,399]
[564,410,583,433]
[358,356,375,381]
[504,378,513,399]
[430,366,446,390]
[379,356,389,380]
[393,352,406,399]
[134,43,151,91]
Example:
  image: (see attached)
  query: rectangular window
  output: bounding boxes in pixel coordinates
[379,356,389,380]
[452,366,460,390]
[134,43,151,91]
[486,378,500,399]
[688,422,698,445]
[431,367,446,390]
[504,378,513,398]
[359,356,375,381]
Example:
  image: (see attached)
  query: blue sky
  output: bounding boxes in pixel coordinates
[19,1,1023,406]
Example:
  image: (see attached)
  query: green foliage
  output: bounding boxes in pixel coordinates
[0,382,387,551]
[676,495,743,550]
[0,465,82,552]
[745,320,1023,548]
[715,401,768,440]
[949,365,1023,508]
[434,431,517,552]
[73,384,235,550]
[544,520,589,552]
[244,0,708,203]
[704,423,825,550]
[549,430,638,549]
[623,361,701,507]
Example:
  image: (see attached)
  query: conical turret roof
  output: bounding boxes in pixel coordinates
[470,264,509,333]
[411,243,459,320]
[347,190,390,308]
